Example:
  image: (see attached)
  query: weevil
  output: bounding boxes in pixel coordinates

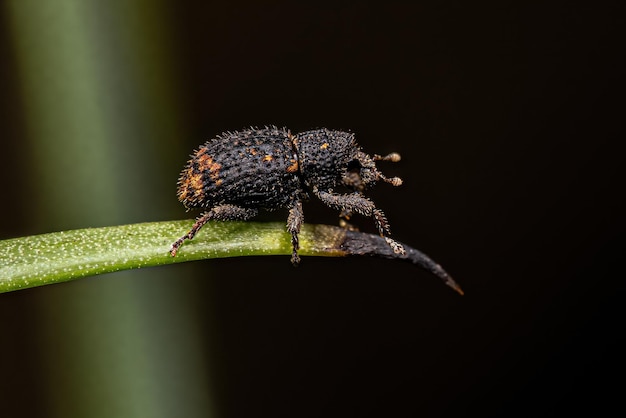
[170,126,404,264]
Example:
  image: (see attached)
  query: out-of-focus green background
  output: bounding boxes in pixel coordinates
[1,1,623,417]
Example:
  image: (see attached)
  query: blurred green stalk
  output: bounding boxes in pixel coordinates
[0,221,342,294]
[5,1,214,417]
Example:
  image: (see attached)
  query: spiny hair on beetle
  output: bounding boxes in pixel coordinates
[170,126,404,264]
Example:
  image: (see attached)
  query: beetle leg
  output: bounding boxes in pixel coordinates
[313,188,406,255]
[286,197,304,265]
[170,204,258,256]
[339,171,363,230]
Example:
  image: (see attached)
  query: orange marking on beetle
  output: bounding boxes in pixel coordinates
[195,147,209,158]
[286,159,299,173]
[320,142,330,150]
[178,168,206,202]
[196,154,223,186]
[178,187,189,201]
[263,154,274,162]
[189,173,205,197]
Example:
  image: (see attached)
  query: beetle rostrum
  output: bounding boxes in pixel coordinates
[170,126,405,264]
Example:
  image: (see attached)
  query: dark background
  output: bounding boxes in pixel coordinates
[1,1,624,417]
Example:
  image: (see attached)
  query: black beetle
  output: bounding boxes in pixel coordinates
[170,126,404,264]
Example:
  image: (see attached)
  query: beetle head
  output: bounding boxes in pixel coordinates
[295,129,402,192]
[343,150,403,192]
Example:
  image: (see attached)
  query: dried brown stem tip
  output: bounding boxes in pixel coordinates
[336,228,464,295]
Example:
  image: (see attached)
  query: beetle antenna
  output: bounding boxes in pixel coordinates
[378,172,403,186]
[373,152,401,163]
[373,153,402,186]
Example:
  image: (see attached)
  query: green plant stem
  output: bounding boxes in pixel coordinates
[0,220,463,294]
